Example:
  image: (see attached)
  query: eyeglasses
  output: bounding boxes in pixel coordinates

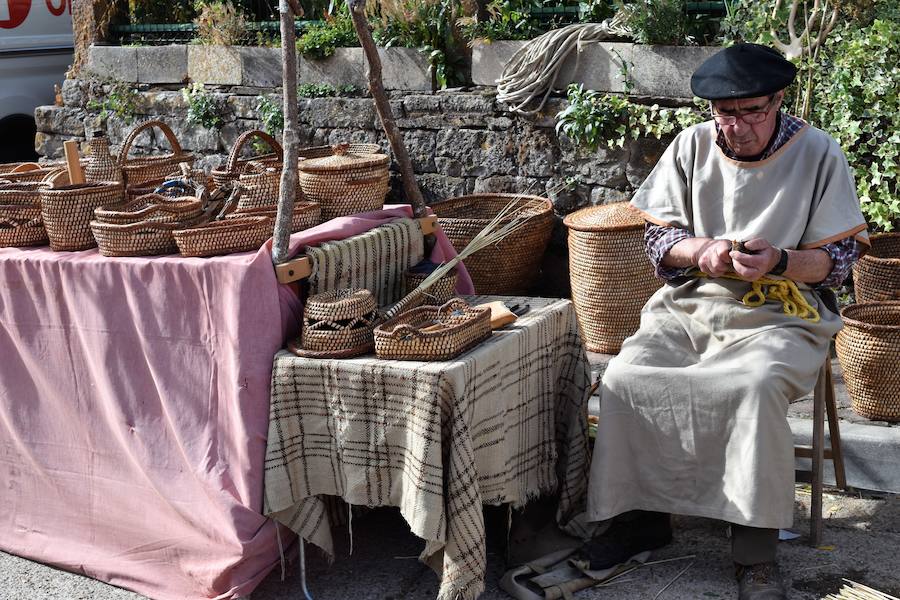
[710,96,776,126]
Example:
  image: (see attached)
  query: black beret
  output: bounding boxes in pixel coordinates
[690,43,797,100]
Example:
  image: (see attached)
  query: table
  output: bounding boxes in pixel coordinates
[263,296,592,600]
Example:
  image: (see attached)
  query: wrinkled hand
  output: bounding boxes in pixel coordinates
[694,239,733,277]
[730,237,780,281]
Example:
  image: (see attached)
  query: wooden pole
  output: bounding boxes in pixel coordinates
[272,0,301,265]
[346,0,428,219]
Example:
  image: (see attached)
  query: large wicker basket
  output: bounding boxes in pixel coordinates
[374,298,491,361]
[91,213,210,257]
[118,120,196,190]
[835,302,900,422]
[298,143,389,222]
[564,203,661,354]
[433,193,554,295]
[211,129,282,191]
[40,182,125,251]
[854,233,900,303]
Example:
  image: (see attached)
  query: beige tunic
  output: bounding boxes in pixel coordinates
[587,121,869,529]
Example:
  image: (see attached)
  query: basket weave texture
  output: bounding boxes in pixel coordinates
[118,120,195,189]
[211,129,282,190]
[235,169,283,211]
[433,193,554,295]
[374,298,491,361]
[853,233,900,303]
[298,143,389,222]
[173,215,273,257]
[90,194,208,257]
[297,289,377,358]
[225,202,320,233]
[85,135,123,183]
[564,203,661,354]
[402,267,458,306]
[297,143,381,161]
[0,203,47,247]
[836,301,900,422]
[40,182,125,251]
[0,161,66,183]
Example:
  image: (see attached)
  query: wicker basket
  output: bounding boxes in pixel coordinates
[297,143,381,161]
[40,182,125,251]
[0,203,48,247]
[433,193,554,295]
[564,203,661,354]
[211,129,283,190]
[0,181,46,206]
[0,161,66,183]
[854,233,900,303]
[293,289,378,358]
[298,143,389,222]
[118,120,196,190]
[226,202,320,233]
[235,169,282,211]
[173,215,273,257]
[91,212,210,257]
[374,298,491,361]
[836,302,900,422]
[94,194,204,225]
[402,265,459,306]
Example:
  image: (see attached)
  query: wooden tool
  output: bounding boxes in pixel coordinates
[63,140,85,185]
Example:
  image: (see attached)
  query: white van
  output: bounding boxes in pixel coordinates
[0,0,73,162]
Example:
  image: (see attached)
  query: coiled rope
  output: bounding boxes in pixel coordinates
[495,18,632,115]
[700,273,821,323]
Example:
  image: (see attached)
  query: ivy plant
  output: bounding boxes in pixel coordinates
[255,95,283,136]
[555,84,704,150]
[297,83,359,97]
[182,82,226,130]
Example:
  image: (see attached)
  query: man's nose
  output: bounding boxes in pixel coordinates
[731,118,751,134]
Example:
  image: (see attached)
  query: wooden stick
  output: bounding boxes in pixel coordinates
[63,140,85,185]
[346,0,428,219]
[272,0,300,265]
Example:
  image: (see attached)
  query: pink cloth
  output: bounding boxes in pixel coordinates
[0,204,470,600]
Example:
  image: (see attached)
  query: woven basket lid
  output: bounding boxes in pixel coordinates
[304,288,377,322]
[563,202,645,232]
[298,143,389,173]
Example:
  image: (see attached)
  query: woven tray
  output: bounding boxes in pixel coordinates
[0,181,48,206]
[563,202,661,353]
[40,182,126,251]
[174,215,273,257]
[0,203,48,247]
[374,298,491,361]
[853,233,900,303]
[835,301,900,422]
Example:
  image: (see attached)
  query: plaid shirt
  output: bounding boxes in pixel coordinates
[645,112,860,288]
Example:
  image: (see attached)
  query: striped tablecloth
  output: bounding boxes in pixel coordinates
[264,296,591,600]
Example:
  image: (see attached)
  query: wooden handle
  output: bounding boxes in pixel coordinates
[63,141,85,185]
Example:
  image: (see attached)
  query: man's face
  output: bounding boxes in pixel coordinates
[711,92,783,158]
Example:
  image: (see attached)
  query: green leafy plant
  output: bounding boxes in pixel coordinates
[459,0,547,43]
[182,82,226,130]
[87,81,139,124]
[128,0,195,24]
[193,0,248,45]
[555,84,704,150]
[255,95,284,136]
[617,0,693,45]
[296,83,359,97]
[295,6,359,58]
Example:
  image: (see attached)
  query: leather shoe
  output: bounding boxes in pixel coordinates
[586,511,672,570]
[736,562,787,600]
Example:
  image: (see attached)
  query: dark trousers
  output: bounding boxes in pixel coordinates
[731,524,778,565]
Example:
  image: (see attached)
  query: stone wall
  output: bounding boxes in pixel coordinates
[36,78,675,295]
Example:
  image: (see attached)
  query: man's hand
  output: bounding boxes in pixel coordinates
[730,237,780,281]
[694,239,734,277]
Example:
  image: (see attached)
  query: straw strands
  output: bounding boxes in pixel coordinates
[823,580,900,600]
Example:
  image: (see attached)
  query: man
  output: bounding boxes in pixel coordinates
[586,43,870,600]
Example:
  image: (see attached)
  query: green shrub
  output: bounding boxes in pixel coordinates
[555,84,704,150]
[618,0,692,45]
[297,83,359,97]
[87,81,139,124]
[255,95,284,136]
[182,83,226,130]
[193,0,248,45]
[295,7,359,58]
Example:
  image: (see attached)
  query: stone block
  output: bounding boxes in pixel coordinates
[402,129,436,172]
[34,106,87,136]
[61,79,88,108]
[472,175,543,194]
[555,42,632,94]
[627,135,671,188]
[471,40,525,87]
[590,185,631,204]
[35,133,82,159]
[300,97,376,130]
[136,45,188,84]
[435,129,517,177]
[188,45,242,85]
[228,95,266,120]
[86,45,138,82]
[441,94,495,114]
[240,47,282,87]
[517,128,559,177]
[416,173,470,204]
[132,91,187,115]
[298,48,433,91]
[403,95,442,113]
[630,45,718,99]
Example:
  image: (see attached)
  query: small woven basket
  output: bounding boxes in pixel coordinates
[564,203,662,354]
[40,181,125,251]
[402,266,459,306]
[91,212,210,257]
[93,194,204,225]
[294,289,378,358]
[835,301,900,422]
[853,233,900,303]
[374,298,491,361]
[0,203,48,247]
[298,143,389,222]
[226,202,320,233]
[118,120,196,190]
[433,193,554,295]
[173,215,273,257]
[235,169,283,211]
[211,129,283,191]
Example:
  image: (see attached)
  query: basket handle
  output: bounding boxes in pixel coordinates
[117,120,184,167]
[225,130,284,173]
[437,298,469,315]
[389,323,427,340]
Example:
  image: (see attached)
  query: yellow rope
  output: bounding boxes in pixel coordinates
[698,273,820,323]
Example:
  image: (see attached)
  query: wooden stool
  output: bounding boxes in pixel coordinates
[794,359,848,547]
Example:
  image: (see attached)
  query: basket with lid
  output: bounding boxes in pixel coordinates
[432,193,553,295]
[564,202,661,354]
[290,289,378,359]
[298,143,389,222]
